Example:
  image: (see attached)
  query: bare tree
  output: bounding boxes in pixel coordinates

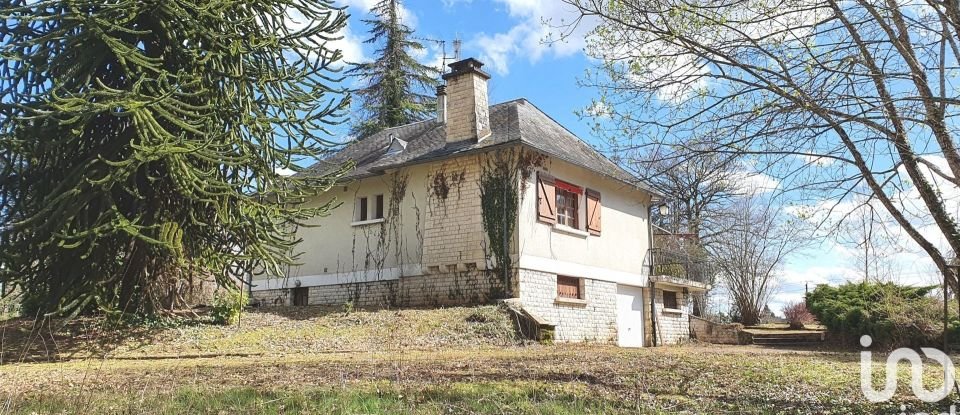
[709,193,806,326]
[642,147,738,315]
[643,148,739,242]
[838,201,901,283]
[565,0,960,293]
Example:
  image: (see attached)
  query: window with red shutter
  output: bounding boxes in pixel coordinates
[586,189,601,235]
[556,188,579,228]
[537,172,556,224]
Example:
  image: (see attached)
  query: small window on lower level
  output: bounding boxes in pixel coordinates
[663,290,679,309]
[557,276,583,300]
[292,287,309,307]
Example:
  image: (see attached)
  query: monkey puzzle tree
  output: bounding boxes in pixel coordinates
[348,0,439,138]
[0,0,350,316]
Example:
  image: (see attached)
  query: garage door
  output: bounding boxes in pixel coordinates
[616,285,646,347]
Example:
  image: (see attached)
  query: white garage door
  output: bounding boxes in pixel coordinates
[616,285,646,347]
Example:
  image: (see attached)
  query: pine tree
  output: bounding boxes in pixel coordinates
[348,0,439,138]
[0,0,350,316]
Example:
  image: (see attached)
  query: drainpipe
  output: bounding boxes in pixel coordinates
[647,200,659,347]
[650,280,658,347]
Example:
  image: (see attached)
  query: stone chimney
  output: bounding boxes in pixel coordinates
[441,58,491,144]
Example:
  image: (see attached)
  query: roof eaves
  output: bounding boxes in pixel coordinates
[518,142,664,198]
[512,100,663,198]
[373,140,523,173]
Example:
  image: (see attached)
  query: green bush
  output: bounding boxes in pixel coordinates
[210,289,248,325]
[806,282,955,348]
[0,295,19,320]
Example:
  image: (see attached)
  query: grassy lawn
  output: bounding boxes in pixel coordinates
[0,307,955,414]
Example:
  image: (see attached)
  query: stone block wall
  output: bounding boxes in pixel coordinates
[252,270,507,310]
[422,157,488,271]
[400,271,506,307]
[516,269,617,342]
[251,288,290,306]
[644,287,691,345]
[690,316,749,345]
[444,69,490,142]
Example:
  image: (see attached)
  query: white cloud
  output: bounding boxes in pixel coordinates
[469,0,590,75]
[332,26,367,64]
[275,167,296,177]
[585,100,611,119]
[339,0,417,27]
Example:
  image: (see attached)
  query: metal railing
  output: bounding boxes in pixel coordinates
[644,247,715,282]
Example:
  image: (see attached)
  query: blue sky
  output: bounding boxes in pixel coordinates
[331,0,945,314]
[334,0,597,139]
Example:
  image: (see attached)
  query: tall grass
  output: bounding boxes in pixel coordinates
[6,381,635,415]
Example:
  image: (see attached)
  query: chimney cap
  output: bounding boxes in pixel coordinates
[442,57,491,81]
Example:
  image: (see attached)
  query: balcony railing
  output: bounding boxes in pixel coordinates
[644,247,715,282]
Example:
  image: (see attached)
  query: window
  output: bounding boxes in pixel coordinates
[375,194,384,219]
[357,197,368,221]
[292,287,309,306]
[557,276,583,300]
[555,182,580,229]
[355,194,385,222]
[662,290,679,310]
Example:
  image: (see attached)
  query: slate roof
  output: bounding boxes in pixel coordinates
[302,99,659,195]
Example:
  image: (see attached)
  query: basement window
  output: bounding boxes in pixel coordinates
[556,276,584,301]
[662,290,679,310]
[292,287,309,307]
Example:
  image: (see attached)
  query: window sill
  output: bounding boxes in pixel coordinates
[661,308,684,315]
[555,297,587,307]
[351,218,385,227]
[552,224,589,238]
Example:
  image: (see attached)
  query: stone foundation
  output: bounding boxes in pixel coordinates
[644,287,691,345]
[689,316,749,344]
[516,269,617,343]
[252,270,507,309]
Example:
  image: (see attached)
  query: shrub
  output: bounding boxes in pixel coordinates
[210,289,248,325]
[0,295,19,320]
[781,301,814,329]
[806,282,950,348]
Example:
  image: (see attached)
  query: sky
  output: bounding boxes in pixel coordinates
[329,0,947,315]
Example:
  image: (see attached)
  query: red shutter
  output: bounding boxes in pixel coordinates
[537,172,556,224]
[557,276,582,299]
[586,189,601,235]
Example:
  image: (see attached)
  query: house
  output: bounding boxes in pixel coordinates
[250,58,708,346]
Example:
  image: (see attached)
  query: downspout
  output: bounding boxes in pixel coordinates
[647,201,659,347]
[650,280,658,347]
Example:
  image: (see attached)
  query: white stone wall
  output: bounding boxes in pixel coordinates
[644,287,691,345]
[253,271,507,309]
[517,269,617,342]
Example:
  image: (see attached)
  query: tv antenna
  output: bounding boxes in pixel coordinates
[413,33,462,74]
